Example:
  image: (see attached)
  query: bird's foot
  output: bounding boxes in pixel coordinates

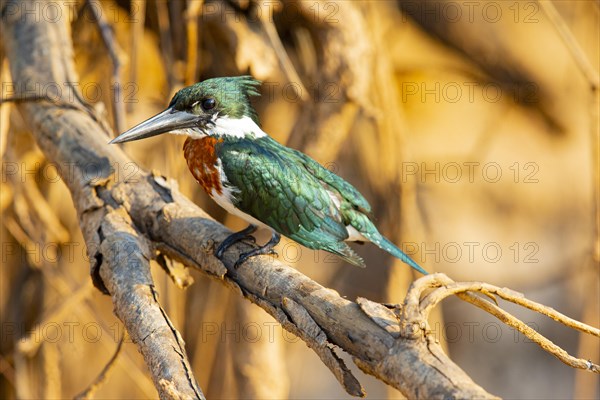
[215,224,258,259]
[234,231,281,269]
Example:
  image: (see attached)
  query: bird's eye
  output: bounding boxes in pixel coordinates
[201,98,216,111]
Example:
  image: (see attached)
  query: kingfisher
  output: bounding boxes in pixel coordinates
[110,76,427,274]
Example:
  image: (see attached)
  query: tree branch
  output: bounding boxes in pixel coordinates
[405,274,600,372]
[74,331,127,399]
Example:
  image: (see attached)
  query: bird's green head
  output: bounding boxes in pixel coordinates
[110,76,264,144]
[170,76,261,122]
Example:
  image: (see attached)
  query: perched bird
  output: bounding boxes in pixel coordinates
[110,76,427,274]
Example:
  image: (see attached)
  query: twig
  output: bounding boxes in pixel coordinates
[185,0,203,85]
[42,342,61,398]
[85,0,126,133]
[0,354,16,387]
[0,58,11,158]
[257,5,308,101]
[573,267,600,399]
[457,292,598,372]
[128,0,146,113]
[420,280,600,337]
[74,331,127,400]
[406,274,600,373]
[156,0,175,91]
[538,0,599,91]
[282,0,367,162]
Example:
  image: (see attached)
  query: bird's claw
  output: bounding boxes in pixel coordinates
[242,236,256,245]
[233,252,251,269]
[215,224,258,259]
[234,248,279,269]
[232,231,281,269]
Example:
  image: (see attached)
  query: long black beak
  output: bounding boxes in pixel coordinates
[109,107,203,144]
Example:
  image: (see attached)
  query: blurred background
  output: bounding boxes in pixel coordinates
[1,0,598,398]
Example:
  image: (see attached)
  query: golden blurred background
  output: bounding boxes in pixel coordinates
[1,0,598,398]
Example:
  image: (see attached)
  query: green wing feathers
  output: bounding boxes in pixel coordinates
[217,136,425,273]
[218,137,365,266]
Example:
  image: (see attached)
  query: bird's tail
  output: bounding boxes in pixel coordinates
[362,230,428,275]
[345,210,428,274]
[374,234,428,275]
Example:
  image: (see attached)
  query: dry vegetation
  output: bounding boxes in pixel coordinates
[1,0,599,399]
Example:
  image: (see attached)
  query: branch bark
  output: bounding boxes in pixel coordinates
[3,1,597,399]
